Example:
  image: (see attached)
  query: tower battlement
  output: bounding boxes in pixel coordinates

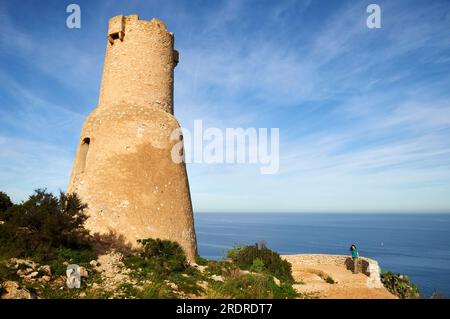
[107,15,171,44]
[98,14,179,114]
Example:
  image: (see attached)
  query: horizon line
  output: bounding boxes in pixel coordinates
[194,211,450,214]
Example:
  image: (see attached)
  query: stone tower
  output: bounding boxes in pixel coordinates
[67,15,197,262]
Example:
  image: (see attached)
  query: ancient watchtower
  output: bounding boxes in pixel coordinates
[67,15,197,262]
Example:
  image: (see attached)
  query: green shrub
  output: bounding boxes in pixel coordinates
[195,255,208,266]
[381,271,420,299]
[213,273,297,299]
[205,260,235,276]
[137,282,177,299]
[136,238,188,274]
[226,243,294,282]
[250,258,265,273]
[118,280,178,299]
[125,238,188,278]
[170,272,205,296]
[0,190,91,261]
[0,191,13,215]
[124,239,209,297]
[40,247,98,276]
[0,259,17,283]
[55,247,96,264]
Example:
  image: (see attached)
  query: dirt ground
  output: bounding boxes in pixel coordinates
[282,254,396,299]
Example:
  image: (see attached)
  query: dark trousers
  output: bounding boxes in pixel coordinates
[353,257,359,274]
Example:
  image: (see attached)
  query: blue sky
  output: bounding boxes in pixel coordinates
[1,0,450,212]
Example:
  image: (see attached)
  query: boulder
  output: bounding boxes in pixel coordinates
[38,265,52,276]
[0,281,32,299]
[168,282,178,290]
[273,277,281,286]
[25,268,34,274]
[79,267,89,278]
[198,281,209,290]
[8,258,38,270]
[210,275,224,282]
[195,265,207,273]
[28,271,39,278]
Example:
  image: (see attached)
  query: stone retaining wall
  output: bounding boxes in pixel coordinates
[284,254,383,288]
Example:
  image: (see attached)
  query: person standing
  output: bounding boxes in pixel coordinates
[350,244,359,274]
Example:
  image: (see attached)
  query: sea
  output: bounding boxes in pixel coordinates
[194,213,450,298]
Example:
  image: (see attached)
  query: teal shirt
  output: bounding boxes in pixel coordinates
[352,249,359,258]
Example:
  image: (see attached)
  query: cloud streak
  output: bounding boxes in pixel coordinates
[0,0,450,213]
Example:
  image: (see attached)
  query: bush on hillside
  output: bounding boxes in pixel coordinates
[195,255,208,266]
[381,271,420,299]
[211,273,298,299]
[226,243,294,282]
[133,238,188,274]
[0,189,91,261]
[0,191,13,216]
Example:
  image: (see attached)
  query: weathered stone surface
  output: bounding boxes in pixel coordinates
[0,281,32,299]
[79,267,89,278]
[28,271,39,278]
[67,15,197,262]
[210,275,224,282]
[8,258,38,270]
[38,265,52,276]
[168,282,178,290]
[96,251,130,291]
[273,277,281,286]
[195,265,207,273]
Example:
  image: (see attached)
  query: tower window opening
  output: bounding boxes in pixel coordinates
[79,137,90,173]
[108,31,124,44]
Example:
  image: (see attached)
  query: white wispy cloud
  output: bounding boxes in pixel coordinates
[0,136,73,202]
[177,0,450,212]
[1,0,449,212]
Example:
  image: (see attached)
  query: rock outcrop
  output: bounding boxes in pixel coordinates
[0,281,32,299]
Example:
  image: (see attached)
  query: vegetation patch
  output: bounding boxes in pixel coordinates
[0,188,344,300]
[226,243,294,282]
[324,275,336,284]
[0,189,92,262]
[381,271,420,299]
[123,238,205,298]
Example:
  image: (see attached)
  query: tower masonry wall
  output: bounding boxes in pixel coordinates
[98,15,177,114]
[67,15,197,262]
